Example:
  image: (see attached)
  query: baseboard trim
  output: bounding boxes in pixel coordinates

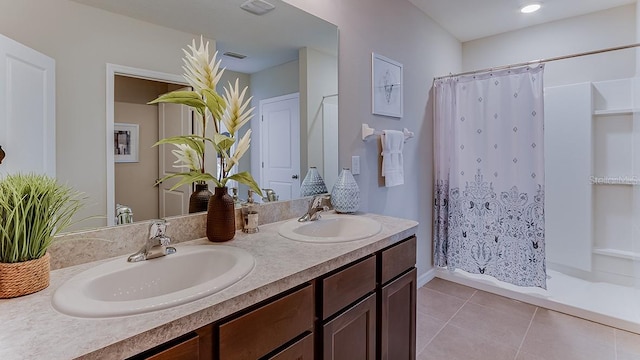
[417,268,436,287]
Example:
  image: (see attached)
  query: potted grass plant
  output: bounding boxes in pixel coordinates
[0,173,84,298]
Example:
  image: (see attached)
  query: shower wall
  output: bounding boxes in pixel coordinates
[461,4,639,285]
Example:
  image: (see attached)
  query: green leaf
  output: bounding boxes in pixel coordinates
[148,91,206,113]
[202,89,226,120]
[157,171,218,191]
[213,133,235,152]
[225,172,263,197]
[154,136,205,155]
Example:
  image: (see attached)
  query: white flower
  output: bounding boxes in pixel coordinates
[222,78,254,136]
[182,36,224,94]
[225,129,252,172]
[171,144,201,171]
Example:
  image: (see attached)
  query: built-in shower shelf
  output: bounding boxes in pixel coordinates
[590,175,639,185]
[593,108,639,116]
[593,248,640,261]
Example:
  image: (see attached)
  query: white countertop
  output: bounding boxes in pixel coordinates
[0,212,418,360]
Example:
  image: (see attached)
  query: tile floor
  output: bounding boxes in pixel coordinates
[417,278,640,360]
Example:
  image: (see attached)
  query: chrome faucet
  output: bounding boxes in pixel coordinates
[127,219,177,262]
[298,195,331,222]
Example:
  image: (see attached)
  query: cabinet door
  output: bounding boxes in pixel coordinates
[323,293,376,360]
[379,268,416,360]
[267,333,314,360]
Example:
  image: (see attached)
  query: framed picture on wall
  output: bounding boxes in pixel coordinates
[114,123,139,163]
[372,53,403,118]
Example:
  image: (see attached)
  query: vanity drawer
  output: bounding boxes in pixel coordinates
[144,336,199,360]
[267,333,314,360]
[322,256,376,320]
[218,285,314,360]
[380,236,416,284]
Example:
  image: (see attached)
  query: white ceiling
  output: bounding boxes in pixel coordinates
[72,0,337,73]
[409,0,637,42]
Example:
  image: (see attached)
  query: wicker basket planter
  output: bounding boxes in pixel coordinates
[0,253,50,298]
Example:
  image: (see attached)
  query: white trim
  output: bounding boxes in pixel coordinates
[417,268,436,288]
[105,64,187,226]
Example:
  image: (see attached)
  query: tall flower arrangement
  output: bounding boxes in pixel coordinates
[150,37,261,196]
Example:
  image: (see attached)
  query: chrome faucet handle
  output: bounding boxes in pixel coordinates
[298,195,331,222]
[148,219,169,238]
[157,235,171,247]
[310,195,331,209]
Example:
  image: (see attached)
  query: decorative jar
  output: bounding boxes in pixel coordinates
[300,167,328,197]
[330,168,360,213]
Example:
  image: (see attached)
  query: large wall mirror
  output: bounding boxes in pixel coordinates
[0,0,338,232]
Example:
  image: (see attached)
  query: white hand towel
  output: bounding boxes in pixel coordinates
[381,130,404,187]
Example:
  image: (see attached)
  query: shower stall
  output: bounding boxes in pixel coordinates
[434,44,640,334]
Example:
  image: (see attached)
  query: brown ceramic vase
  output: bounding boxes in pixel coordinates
[206,186,235,242]
[189,183,212,213]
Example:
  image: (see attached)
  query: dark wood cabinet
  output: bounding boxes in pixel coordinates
[377,236,417,360]
[130,235,417,360]
[322,294,377,360]
[267,333,314,360]
[379,268,416,360]
[128,324,213,360]
[218,285,314,360]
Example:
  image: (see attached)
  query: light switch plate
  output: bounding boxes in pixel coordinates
[351,156,360,175]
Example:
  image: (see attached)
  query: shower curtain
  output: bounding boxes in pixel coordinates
[433,65,547,288]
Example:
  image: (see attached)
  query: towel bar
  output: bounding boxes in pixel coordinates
[361,123,414,142]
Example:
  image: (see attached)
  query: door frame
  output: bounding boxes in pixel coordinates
[105,64,187,226]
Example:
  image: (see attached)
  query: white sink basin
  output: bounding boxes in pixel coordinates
[52,245,254,318]
[278,214,382,243]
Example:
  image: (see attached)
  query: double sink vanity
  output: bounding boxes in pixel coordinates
[0,199,418,360]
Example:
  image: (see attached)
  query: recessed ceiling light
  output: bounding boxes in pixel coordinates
[521,3,541,13]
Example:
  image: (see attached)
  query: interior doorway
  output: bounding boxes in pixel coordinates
[259,92,301,201]
[106,64,188,226]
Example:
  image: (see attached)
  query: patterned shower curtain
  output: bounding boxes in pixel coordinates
[433,65,547,288]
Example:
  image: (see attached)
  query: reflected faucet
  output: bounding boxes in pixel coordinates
[298,195,331,222]
[262,189,279,202]
[115,204,134,225]
[127,219,177,262]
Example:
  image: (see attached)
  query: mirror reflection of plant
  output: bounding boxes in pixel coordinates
[149,37,262,196]
[0,174,84,263]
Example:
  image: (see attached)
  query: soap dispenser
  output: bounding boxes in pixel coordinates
[242,190,259,233]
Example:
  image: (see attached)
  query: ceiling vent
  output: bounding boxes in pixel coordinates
[223,51,247,60]
[240,0,275,16]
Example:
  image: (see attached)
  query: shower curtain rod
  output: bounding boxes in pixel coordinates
[434,42,640,81]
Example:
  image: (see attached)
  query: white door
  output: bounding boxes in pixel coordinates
[158,102,192,217]
[0,34,55,177]
[260,93,300,201]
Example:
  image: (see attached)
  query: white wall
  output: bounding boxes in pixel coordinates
[283,0,462,281]
[0,0,198,228]
[462,5,636,87]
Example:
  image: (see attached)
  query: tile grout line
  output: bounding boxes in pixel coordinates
[514,306,538,359]
[422,289,478,351]
[613,329,618,360]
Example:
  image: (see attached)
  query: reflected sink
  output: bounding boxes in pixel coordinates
[278,213,382,243]
[52,245,254,318]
